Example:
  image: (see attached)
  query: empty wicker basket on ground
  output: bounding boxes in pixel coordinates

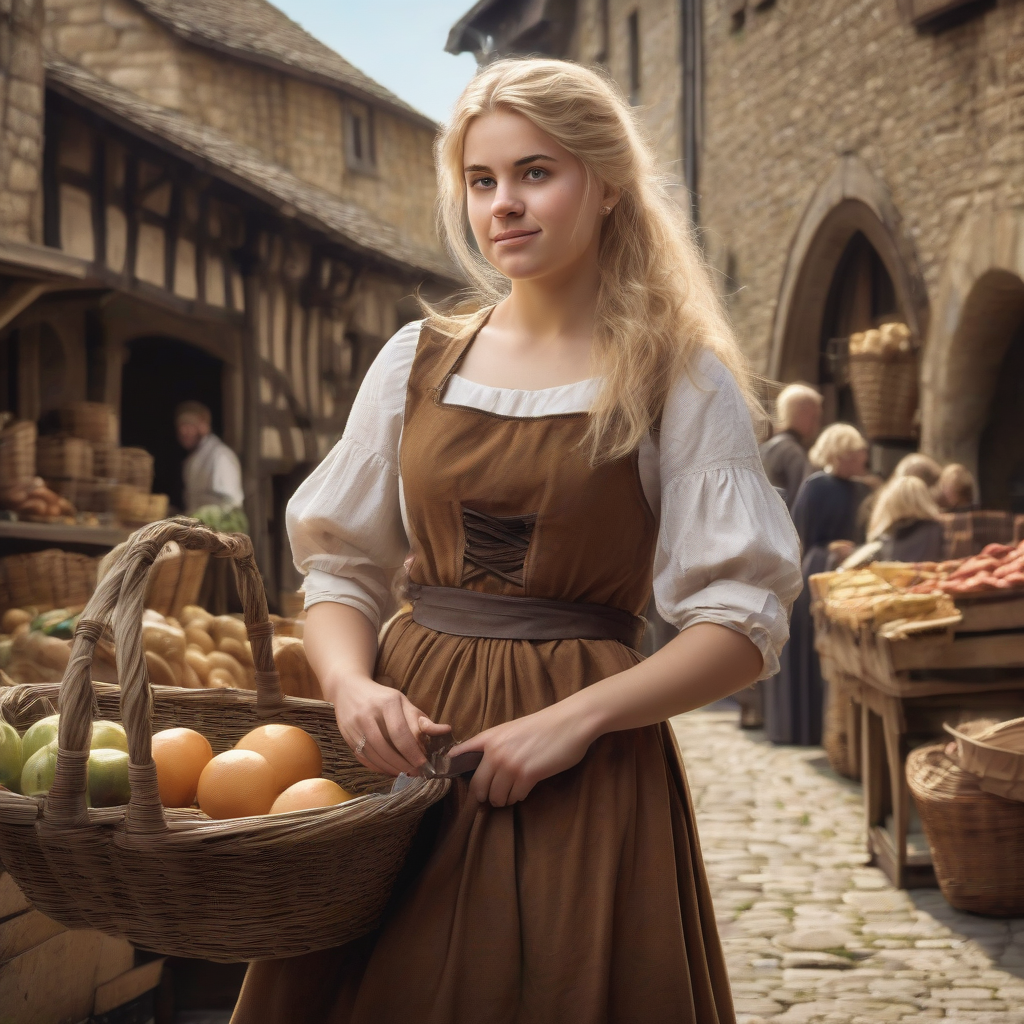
[907,743,1024,916]
[847,323,919,441]
[0,518,447,961]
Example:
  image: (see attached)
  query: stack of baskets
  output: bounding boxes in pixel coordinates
[0,419,37,505]
[908,717,1024,915]
[847,322,919,442]
[0,518,448,962]
[38,403,166,524]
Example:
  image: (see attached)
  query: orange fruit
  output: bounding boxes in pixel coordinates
[152,728,213,808]
[270,778,354,814]
[234,724,322,793]
[196,749,277,819]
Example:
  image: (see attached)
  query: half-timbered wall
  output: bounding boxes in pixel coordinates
[43,0,441,255]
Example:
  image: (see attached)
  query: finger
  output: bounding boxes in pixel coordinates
[418,716,452,736]
[449,730,490,759]
[507,776,536,805]
[380,698,428,769]
[361,721,411,776]
[487,768,516,808]
[469,754,495,803]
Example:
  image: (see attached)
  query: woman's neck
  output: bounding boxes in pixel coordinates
[499,258,601,346]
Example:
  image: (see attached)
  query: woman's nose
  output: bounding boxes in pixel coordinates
[491,191,524,218]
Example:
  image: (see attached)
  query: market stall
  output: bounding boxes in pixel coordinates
[812,546,1024,889]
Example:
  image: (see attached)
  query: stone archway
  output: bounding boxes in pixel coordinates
[921,199,1024,499]
[769,156,929,383]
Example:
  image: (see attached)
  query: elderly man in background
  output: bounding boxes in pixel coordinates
[760,383,823,509]
[176,401,247,530]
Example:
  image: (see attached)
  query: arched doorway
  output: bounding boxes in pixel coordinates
[818,231,899,427]
[979,319,1024,511]
[120,338,224,510]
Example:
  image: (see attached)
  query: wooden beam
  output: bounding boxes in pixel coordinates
[0,281,50,333]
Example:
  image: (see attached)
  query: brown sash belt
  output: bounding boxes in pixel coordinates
[407,584,646,649]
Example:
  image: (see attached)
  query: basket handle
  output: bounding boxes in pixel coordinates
[47,517,282,832]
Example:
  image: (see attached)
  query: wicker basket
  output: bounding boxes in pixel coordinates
[0,420,36,484]
[822,668,860,781]
[47,478,114,515]
[0,518,447,961]
[113,485,167,526]
[36,436,94,480]
[0,549,100,614]
[945,717,1024,802]
[60,402,118,444]
[117,448,154,491]
[907,743,1024,915]
[848,350,919,441]
[91,441,122,481]
[144,541,210,619]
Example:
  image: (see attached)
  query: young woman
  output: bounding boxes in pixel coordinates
[232,58,801,1024]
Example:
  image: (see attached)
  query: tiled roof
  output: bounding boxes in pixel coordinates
[132,0,434,128]
[46,58,456,282]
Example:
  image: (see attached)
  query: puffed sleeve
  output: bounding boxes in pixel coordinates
[285,320,421,631]
[652,349,803,679]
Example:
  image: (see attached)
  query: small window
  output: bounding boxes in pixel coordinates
[627,11,641,105]
[344,102,376,174]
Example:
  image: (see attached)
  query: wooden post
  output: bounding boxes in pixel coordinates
[240,251,270,590]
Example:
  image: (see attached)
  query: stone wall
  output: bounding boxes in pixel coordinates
[0,0,45,243]
[43,0,441,255]
[698,0,1024,372]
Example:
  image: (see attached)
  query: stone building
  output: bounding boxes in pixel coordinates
[448,0,1024,508]
[0,0,456,602]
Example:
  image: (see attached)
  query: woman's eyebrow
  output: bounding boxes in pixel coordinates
[513,153,556,166]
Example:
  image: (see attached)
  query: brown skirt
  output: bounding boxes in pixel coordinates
[231,617,735,1024]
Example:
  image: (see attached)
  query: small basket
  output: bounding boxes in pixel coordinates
[117,449,154,491]
[91,442,122,481]
[60,402,118,444]
[907,743,1024,916]
[144,541,210,619]
[0,420,36,483]
[0,518,447,961]
[944,717,1024,802]
[848,350,919,441]
[47,478,115,515]
[0,549,100,614]
[114,486,167,526]
[36,436,94,480]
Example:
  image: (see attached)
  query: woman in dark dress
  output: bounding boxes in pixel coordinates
[765,424,869,745]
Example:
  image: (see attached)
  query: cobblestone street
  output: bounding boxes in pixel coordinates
[673,710,1024,1023]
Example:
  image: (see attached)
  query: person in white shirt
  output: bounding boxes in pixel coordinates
[175,401,244,515]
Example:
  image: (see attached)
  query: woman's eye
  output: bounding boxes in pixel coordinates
[471,176,496,189]
[525,167,547,180]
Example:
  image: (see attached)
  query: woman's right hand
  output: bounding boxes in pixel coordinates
[329,673,452,777]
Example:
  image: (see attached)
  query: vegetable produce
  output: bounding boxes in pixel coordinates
[0,720,22,792]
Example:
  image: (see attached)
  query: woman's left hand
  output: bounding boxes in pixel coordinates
[448,702,596,807]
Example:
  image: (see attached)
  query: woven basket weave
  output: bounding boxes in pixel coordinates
[848,350,919,441]
[117,448,154,491]
[60,402,118,444]
[0,420,36,483]
[0,518,447,961]
[944,717,1024,802]
[907,743,1024,916]
[36,435,94,480]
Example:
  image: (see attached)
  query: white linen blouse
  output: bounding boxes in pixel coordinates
[287,320,803,679]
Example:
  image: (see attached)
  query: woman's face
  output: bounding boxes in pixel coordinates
[834,446,869,479]
[462,110,612,283]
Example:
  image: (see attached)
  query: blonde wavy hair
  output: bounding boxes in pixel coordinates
[428,57,758,462]
[867,476,942,541]
[808,423,867,472]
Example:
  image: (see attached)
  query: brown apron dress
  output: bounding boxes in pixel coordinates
[231,321,735,1024]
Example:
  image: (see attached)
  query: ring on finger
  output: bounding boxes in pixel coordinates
[355,734,367,756]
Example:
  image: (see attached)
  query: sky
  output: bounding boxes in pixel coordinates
[273,0,480,124]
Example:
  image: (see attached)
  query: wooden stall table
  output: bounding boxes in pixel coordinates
[816,595,1024,889]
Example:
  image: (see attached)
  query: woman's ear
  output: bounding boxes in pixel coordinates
[601,186,622,215]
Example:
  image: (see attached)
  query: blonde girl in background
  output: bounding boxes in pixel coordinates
[764,424,869,747]
[232,58,800,1024]
[867,476,945,563]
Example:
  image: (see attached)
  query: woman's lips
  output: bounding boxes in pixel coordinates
[492,230,540,247]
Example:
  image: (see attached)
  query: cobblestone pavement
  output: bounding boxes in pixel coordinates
[672,710,1024,1023]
